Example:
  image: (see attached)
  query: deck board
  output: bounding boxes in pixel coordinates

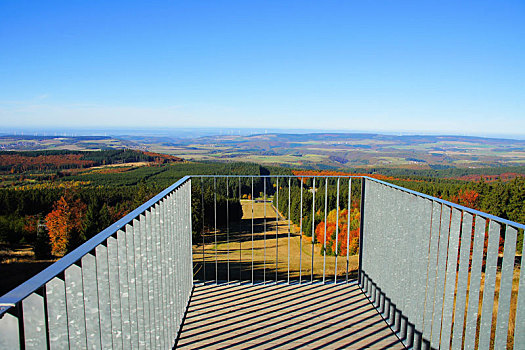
[177,283,405,349]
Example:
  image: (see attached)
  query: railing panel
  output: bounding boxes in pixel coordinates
[431,205,451,346]
[124,224,139,349]
[515,235,525,349]
[116,229,132,350]
[167,193,176,338]
[80,253,102,349]
[139,212,153,349]
[0,177,193,350]
[95,244,113,349]
[130,219,146,348]
[360,177,524,350]
[107,236,123,350]
[478,221,501,350]
[152,203,166,349]
[0,311,19,348]
[440,208,462,350]
[464,216,487,350]
[406,195,431,347]
[494,226,517,348]
[46,277,69,349]
[451,212,473,350]
[65,263,87,349]
[22,292,47,348]
[422,202,442,341]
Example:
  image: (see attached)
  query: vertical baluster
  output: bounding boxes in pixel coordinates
[451,212,473,350]
[478,220,501,350]
[288,177,291,284]
[346,178,351,283]
[430,205,451,346]
[46,276,70,350]
[95,244,113,349]
[131,218,146,348]
[146,211,158,348]
[186,182,192,295]
[0,307,21,349]
[494,225,517,349]
[160,199,171,346]
[214,177,217,284]
[359,178,365,288]
[276,176,279,283]
[141,213,154,349]
[263,177,267,284]
[422,202,441,343]
[514,228,525,349]
[239,176,242,283]
[117,229,132,350]
[124,224,139,349]
[22,291,47,348]
[323,177,328,284]
[311,177,316,283]
[169,191,180,337]
[440,208,462,350]
[464,216,487,350]
[299,177,303,284]
[226,177,230,284]
[107,235,124,349]
[166,193,175,342]
[65,263,88,349]
[251,177,254,284]
[81,253,102,350]
[334,177,340,283]
[201,177,205,283]
[172,191,180,333]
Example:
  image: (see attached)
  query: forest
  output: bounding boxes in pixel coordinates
[0,149,523,264]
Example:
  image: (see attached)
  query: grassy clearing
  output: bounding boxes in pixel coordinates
[193,200,359,282]
[0,244,57,296]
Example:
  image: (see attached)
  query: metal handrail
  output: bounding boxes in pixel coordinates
[0,176,191,316]
[368,176,525,230]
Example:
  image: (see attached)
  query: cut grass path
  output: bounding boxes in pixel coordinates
[193,200,359,282]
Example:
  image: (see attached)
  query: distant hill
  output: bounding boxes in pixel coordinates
[0,149,183,173]
[150,132,525,169]
[2,132,525,169]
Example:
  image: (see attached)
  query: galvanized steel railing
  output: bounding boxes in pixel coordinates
[0,177,193,349]
[361,177,525,350]
[1,174,524,350]
[193,175,361,284]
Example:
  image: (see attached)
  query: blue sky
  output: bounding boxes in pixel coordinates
[1,1,524,136]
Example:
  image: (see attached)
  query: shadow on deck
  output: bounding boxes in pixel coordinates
[177,282,405,349]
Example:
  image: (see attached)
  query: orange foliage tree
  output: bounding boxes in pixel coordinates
[45,196,86,256]
[450,189,480,210]
[314,208,360,256]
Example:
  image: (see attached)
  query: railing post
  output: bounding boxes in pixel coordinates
[358,177,365,286]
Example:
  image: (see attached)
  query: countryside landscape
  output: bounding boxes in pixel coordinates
[1,131,524,294]
[2,1,524,348]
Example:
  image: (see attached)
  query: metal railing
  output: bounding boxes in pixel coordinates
[0,177,193,349]
[192,175,362,285]
[1,174,524,349]
[361,178,525,350]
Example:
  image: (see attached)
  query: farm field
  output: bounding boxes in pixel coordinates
[3,132,525,169]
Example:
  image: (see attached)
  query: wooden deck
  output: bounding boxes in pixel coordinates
[177,282,405,349]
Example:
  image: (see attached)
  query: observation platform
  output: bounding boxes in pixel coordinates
[178,283,404,349]
[1,175,524,349]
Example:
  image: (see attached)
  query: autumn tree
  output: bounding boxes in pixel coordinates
[45,196,86,256]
